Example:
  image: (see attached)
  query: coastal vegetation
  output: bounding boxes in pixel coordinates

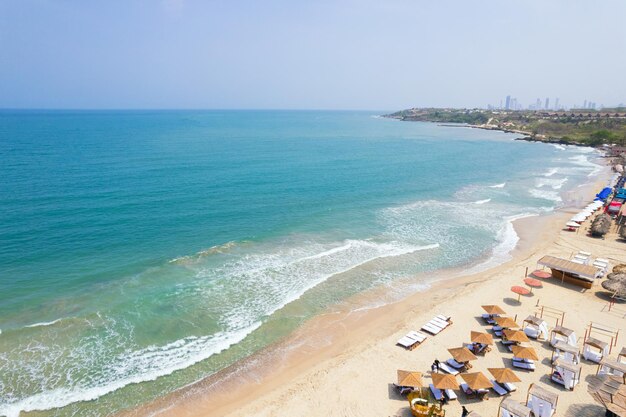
[385,108,626,146]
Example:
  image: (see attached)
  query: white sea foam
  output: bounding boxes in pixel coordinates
[529,188,562,203]
[0,323,261,417]
[474,199,491,204]
[24,318,64,329]
[543,168,558,177]
[488,182,506,188]
[552,144,566,150]
[535,177,568,190]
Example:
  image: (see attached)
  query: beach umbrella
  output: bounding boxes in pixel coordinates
[482,305,506,315]
[565,221,581,229]
[471,331,494,345]
[495,317,520,328]
[607,272,626,281]
[511,285,530,302]
[397,370,424,388]
[448,347,478,363]
[588,374,626,416]
[523,277,543,294]
[488,368,521,384]
[511,345,539,361]
[431,373,459,390]
[602,279,626,298]
[532,270,551,279]
[502,329,530,343]
[460,372,493,390]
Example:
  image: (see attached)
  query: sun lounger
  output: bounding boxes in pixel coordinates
[407,331,427,342]
[429,384,443,401]
[572,258,585,265]
[503,382,517,392]
[421,323,442,335]
[460,383,475,397]
[491,380,507,396]
[583,350,603,363]
[430,317,449,328]
[513,357,534,364]
[501,339,515,345]
[512,360,536,370]
[436,314,451,323]
[393,383,413,396]
[397,330,427,350]
[482,313,497,324]
[447,358,466,369]
[524,326,539,339]
[444,389,457,400]
[578,251,592,257]
[438,362,459,375]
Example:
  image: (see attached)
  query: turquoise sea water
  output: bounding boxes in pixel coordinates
[0,110,602,416]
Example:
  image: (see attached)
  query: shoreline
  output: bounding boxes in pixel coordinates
[119,165,613,417]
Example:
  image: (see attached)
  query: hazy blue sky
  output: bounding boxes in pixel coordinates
[1,0,625,110]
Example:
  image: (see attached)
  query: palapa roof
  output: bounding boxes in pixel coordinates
[461,372,493,390]
[499,398,531,417]
[588,375,626,414]
[495,316,520,328]
[512,345,539,360]
[600,358,626,374]
[503,329,530,343]
[431,372,459,390]
[551,325,574,337]
[524,315,545,326]
[448,347,478,362]
[537,255,600,279]
[602,279,626,297]
[488,368,521,383]
[585,337,609,350]
[528,383,559,406]
[553,341,579,355]
[620,347,626,358]
[471,331,494,345]
[553,358,581,374]
[482,304,506,315]
[397,370,424,388]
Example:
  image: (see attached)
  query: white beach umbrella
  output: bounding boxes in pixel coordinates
[566,222,581,228]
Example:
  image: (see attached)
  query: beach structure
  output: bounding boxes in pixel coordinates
[588,374,626,417]
[430,373,459,402]
[550,325,577,347]
[522,315,548,340]
[493,317,520,337]
[421,315,452,335]
[525,384,559,417]
[488,368,520,393]
[407,389,445,417]
[584,322,620,356]
[460,372,492,400]
[446,347,477,371]
[550,358,581,390]
[498,398,531,417]
[537,255,601,289]
[512,345,539,371]
[502,329,530,352]
[551,340,580,364]
[619,347,626,364]
[583,337,610,363]
[510,285,530,302]
[597,358,626,383]
[395,370,424,396]
[397,330,428,350]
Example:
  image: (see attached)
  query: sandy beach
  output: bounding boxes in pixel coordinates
[116,164,626,417]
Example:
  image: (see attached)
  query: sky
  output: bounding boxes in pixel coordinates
[1,0,625,110]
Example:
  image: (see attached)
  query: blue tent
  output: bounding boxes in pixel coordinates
[596,187,612,201]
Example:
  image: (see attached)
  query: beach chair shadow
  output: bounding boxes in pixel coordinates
[502,297,521,306]
[538,374,569,391]
[388,383,404,400]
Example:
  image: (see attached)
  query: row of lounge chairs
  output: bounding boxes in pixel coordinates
[396,314,452,350]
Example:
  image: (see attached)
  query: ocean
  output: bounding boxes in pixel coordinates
[0,110,603,416]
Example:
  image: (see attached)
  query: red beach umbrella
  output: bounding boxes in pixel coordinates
[511,285,530,302]
[532,270,551,279]
[524,277,543,294]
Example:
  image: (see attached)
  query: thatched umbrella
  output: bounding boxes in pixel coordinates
[495,317,520,329]
[602,279,626,298]
[482,305,506,315]
[591,214,612,237]
[461,372,493,390]
[488,368,521,383]
[607,272,626,281]
[503,329,530,343]
[512,345,539,361]
[397,370,424,388]
[471,331,494,345]
[448,347,478,363]
[431,373,459,390]
[613,264,626,274]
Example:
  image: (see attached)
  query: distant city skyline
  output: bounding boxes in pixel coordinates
[1,0,625,110]
[487,95,623,111]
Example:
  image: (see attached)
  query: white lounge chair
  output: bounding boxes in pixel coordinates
[430,317,449,328]
[444,389,457,400]
[524,326,539,339]
[429,384,443,401]
[583,350,603,363]
[512,360,536,370]
[421,323,441,335]
[438,362,459,375]
[436,314,451,323]
[396,336,417,349]
[460,383,474,396]
[447,358,465,369]
[407,331,427,342]
[503,382,517,392]
[491,380,507,396]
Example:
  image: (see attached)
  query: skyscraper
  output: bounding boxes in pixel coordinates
[545,98,550,110]
[505,95,511,110]
[583,99,588,109]
[555,98,560,110]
